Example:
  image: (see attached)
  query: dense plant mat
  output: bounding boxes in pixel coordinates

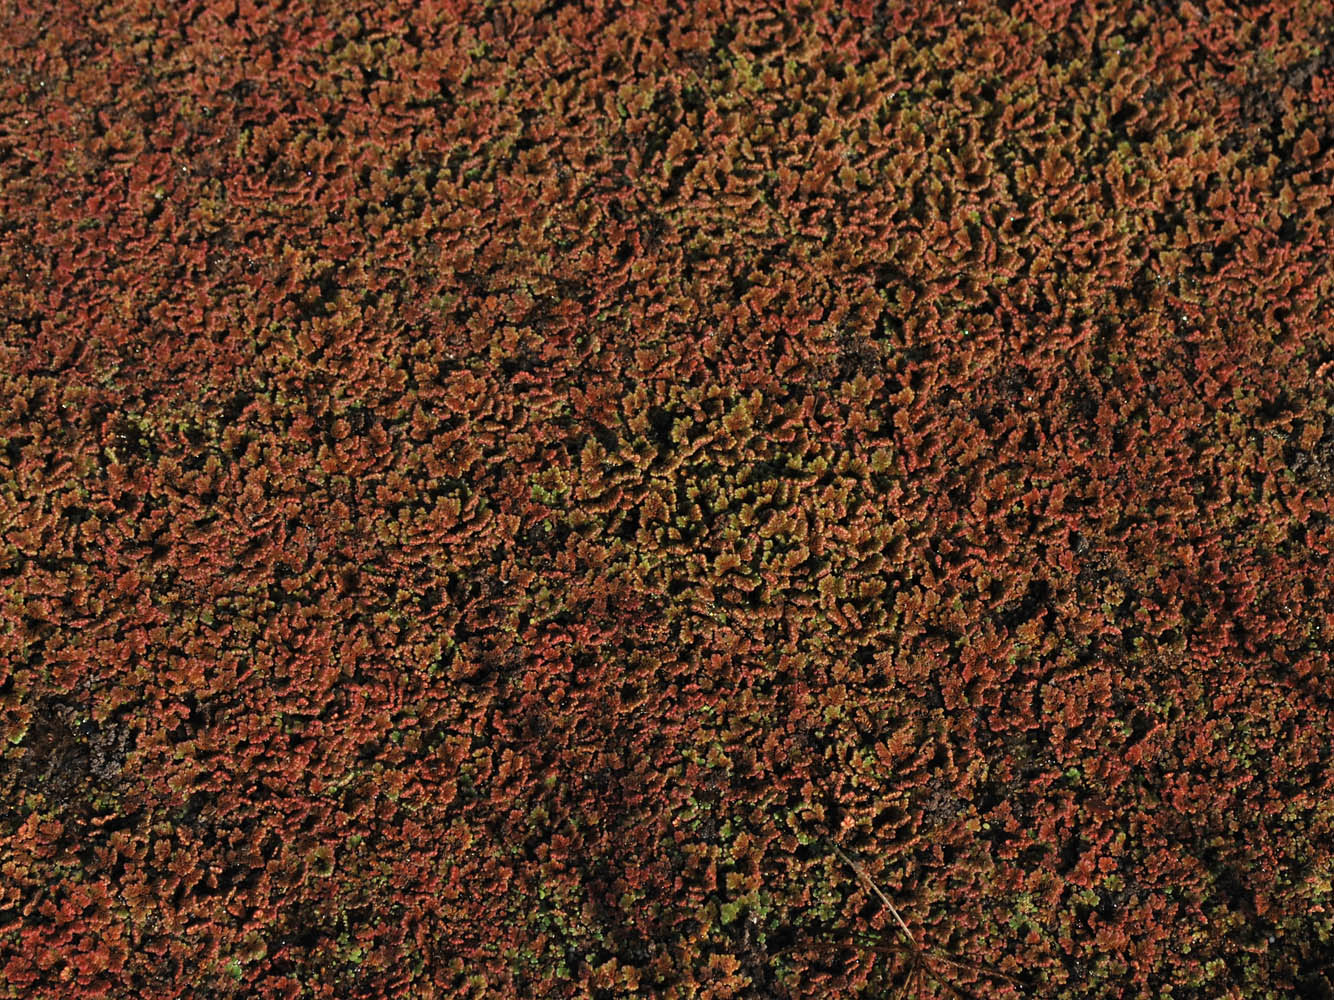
[4,1,1334,998]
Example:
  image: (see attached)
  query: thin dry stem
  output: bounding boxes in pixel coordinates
[930,951,1024,986]
[829,839,1026,999]
[891,959,920,1000]
[831,843,917,946]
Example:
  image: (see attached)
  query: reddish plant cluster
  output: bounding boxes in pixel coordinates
[3,1,1334,998]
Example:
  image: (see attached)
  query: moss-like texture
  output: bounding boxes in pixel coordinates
[3,2,1334,998]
